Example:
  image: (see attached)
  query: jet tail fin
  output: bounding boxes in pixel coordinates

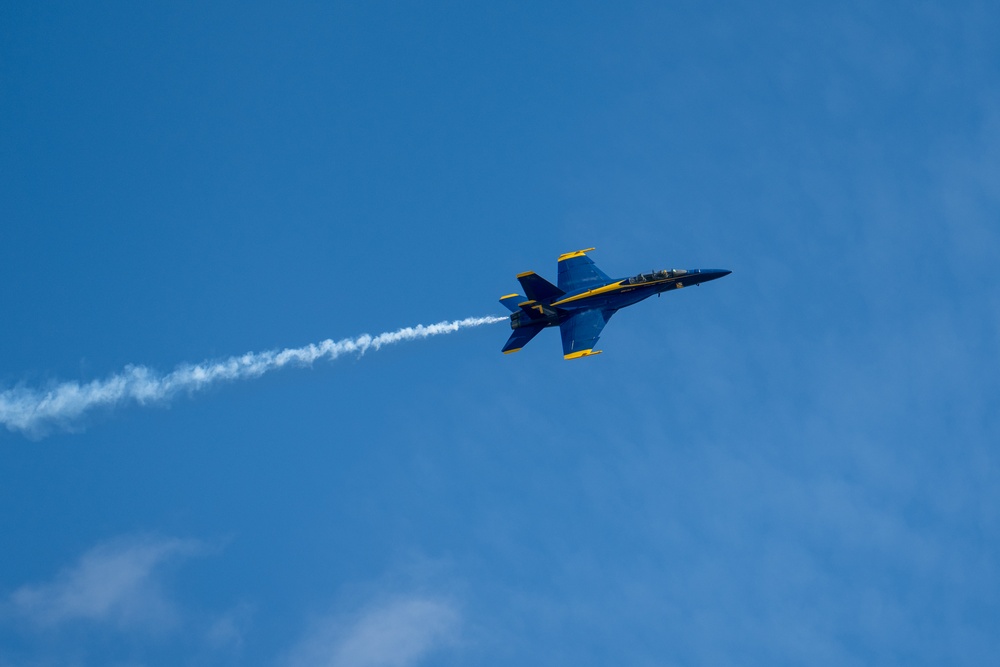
[516,272,565,302]
[499,294,523,313]
[502,325,544,354]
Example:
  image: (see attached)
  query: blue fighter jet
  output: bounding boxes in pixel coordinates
[500,248,731,359]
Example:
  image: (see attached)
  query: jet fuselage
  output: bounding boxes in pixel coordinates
[510,268,731,330]
[500,248,730,358]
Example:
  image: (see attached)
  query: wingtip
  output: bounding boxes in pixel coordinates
[563,349,602,360]
[557,247,596,262]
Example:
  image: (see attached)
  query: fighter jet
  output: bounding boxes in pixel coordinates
[500,248,730,359]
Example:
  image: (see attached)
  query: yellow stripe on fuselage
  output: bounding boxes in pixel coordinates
[551,277,674,306]
[551,280,626,305]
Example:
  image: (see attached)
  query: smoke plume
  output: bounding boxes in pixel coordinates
[1,315,506,437]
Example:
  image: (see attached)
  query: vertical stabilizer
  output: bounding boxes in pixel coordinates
[516,272,565,302]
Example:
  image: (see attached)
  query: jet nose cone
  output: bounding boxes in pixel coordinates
[701,269,732,282]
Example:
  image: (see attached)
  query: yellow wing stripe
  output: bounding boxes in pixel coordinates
[516,271,535,278]
[503,348,522,354]
[557,247,596,262]
[500,293,520,300]
[564,349,602,360]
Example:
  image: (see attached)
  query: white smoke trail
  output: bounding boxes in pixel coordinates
[1,315,507,437]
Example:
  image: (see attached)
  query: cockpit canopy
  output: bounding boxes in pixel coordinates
[627,268,687,284]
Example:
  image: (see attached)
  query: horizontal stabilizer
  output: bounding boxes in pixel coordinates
[502,325,544,354]
[499,293,523,313]
[516,272,565,302]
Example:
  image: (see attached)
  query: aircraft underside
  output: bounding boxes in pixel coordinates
[500,248,730,359]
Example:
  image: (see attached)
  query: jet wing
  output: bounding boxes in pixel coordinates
[559,308,615,359]
[557,248,611,292]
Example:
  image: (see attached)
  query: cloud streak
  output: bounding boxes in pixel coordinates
[0,315,506,436]
[6,534,202,631]
[283,596,460,667]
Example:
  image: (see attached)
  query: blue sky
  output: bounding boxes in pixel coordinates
[2,1,998,665]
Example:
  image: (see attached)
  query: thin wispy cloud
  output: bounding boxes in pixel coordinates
[0,315,505,437]
[6,534,203,631]
[283,596,461,667]
[205,602,255,652]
